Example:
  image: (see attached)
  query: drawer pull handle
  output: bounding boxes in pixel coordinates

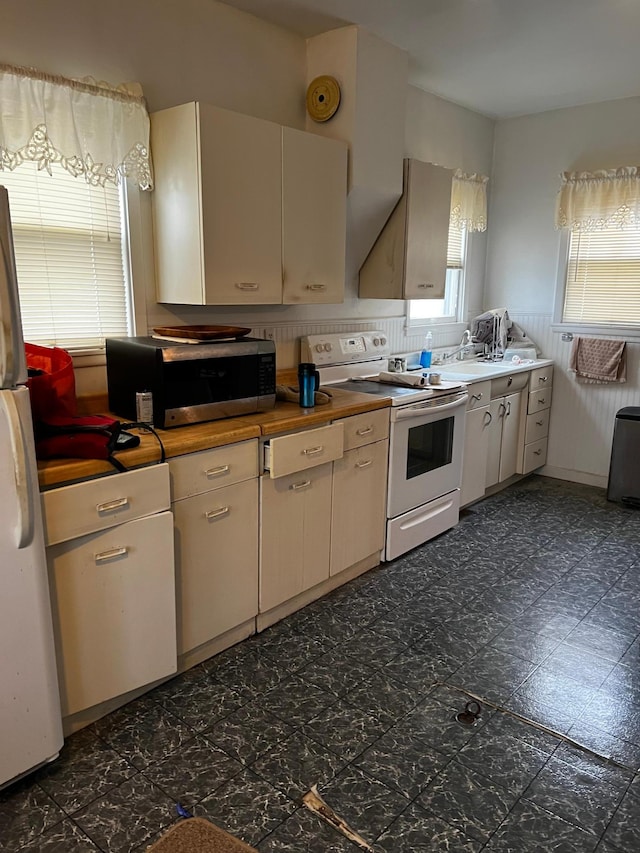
[205,464,230,478]
[290,480,311,491]
[302,446,324,456]
[235,282,259,291]
[96,497,129,513]
[533,449,542,456]
[95,546,128,563]
[539,376,548,382]
[538,398,546,405]
[356,459,373,469]
[306,283,326,291]
[471,392,483,401]
[417,283,435,289]
[205,506,230,520]
[356,426,373,436]
[536,419,544,426]
[484,411,493,425]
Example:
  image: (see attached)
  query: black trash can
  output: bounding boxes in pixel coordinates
[607,407,640,506]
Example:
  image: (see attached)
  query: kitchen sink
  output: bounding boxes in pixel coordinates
[435,358,547,382]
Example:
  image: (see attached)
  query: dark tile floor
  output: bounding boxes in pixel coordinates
[3,476,640,852]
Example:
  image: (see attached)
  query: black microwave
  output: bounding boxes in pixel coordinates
[106,336,276,428]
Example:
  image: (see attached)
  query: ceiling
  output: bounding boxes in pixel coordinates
[219,0,640,119]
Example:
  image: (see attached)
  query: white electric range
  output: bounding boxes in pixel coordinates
[301,331,468,560]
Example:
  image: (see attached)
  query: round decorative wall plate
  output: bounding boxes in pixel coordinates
[306,75,341,123]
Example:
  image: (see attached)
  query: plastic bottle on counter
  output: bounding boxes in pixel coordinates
[419,332,433,368]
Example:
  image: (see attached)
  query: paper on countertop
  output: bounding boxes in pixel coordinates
[377,371,428,387]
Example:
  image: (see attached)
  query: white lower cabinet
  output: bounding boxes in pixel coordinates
[173,479,258,655]
[330,440,388,576]
[519,366,553,474]
[486,392,522,488]
[169,441,259,657]
[42,463,176,719]
[460,405,492,506]
[259,461,333,613]
[47,510,176,717]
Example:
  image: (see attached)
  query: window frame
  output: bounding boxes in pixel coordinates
[5,170,148,368]
[405,227,468,331]
[552,228,640,338]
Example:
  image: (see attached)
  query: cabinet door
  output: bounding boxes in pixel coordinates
[152,103,282,305]
[461,406,491,507]
[47,512,176,717]
[173,479,258,655]
[404,160,452,299]
[499,392,521,482]
[331,440,388,576]
[282,127,347,305]
[485,398,504,489]
[199,104,283,305]
[259,462,332,613]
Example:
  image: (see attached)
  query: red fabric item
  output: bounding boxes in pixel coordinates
[34,415,122,461]
[25,343,77,421]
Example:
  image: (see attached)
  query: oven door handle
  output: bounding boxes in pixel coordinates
[392,394,468,420]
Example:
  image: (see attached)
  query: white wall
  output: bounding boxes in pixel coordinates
[406,87,494,326]
[2,1,496,379]
[486,96,640,485]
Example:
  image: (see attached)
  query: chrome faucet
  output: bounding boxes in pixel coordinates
[441,330,476,362]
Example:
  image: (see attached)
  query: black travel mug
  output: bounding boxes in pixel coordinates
[298,362,320,408]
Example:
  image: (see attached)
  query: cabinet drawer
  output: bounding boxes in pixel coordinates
[47,511,176,716]
[523,437,548,474]
[42,464,170,546]
[169,440,258,501]
[174,479,258,654]
[335,409,389,451]
[466,381,492,411]
[264,423,343,478]
[530,365,553,389]
[528,386,552,414]
[525,409,550,444]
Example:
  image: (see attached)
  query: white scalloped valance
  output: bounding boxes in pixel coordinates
[555,167,640,231]
[450,169,488,232]
[0,62,152,190]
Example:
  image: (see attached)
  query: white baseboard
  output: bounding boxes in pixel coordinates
[540,465,607,490]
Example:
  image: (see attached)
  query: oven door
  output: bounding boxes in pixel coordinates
[387,392,467,519]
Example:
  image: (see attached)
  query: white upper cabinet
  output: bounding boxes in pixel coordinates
[151,102,282,305]
[151,102,347,306]
[359,159,453,300]
[282,127,347,304]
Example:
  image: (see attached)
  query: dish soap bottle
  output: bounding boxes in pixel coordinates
[420,331,433,368]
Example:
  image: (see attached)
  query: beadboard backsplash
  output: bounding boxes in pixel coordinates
[250,318,467,368]
[512,313,638,488]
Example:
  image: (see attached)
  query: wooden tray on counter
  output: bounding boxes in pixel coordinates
[152,325,251,340]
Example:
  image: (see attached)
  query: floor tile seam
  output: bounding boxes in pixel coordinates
[567,715,640,764]
[444,682,638,777]
[135,763,246,817]
[41,765,142,820]
[517,791,620,848]
[5,781,69,849]
[520,760,631,824]
[478,784,595,853]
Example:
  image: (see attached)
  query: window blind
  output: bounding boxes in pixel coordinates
[564,228,640,324]
[447,221,464,269]
[1,162,131,351]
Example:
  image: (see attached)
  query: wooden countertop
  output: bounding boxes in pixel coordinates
[37,387,390,490]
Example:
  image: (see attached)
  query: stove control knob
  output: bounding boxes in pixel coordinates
[315,344,324,353]
[373,337,381,346]
[380,337,387,346]
[324,343,332,351]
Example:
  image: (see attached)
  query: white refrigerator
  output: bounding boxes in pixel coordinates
[0,185,63,789]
